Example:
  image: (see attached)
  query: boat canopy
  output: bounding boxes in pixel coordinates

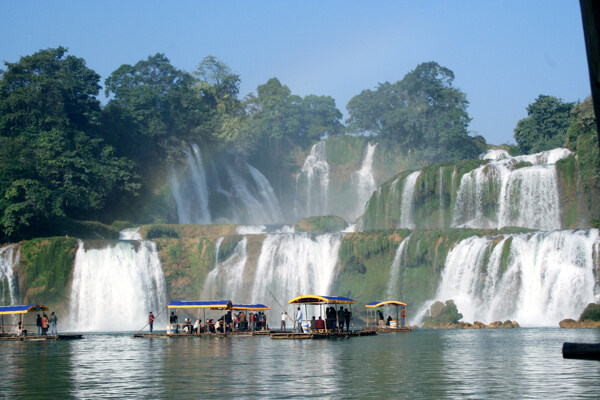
[232,304,271,311]
[168,300,233,310]
[0,304,49,315]
[288,295,355,305]
[366,301,407,308]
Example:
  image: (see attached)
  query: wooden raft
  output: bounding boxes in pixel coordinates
[0,334,83,341]
[270,330,377,340]
[132,331,273,339]
[375,327,413,333]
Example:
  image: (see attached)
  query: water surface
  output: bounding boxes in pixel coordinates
[2,328,600,399]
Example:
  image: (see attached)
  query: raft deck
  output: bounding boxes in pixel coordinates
[0,334,83,341]
[270,330,377,340]
[374,327,412,333]
[132,330,273,338]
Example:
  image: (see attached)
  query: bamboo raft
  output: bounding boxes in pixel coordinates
[374,327,413,333]
[0,334,83,341]
[132,330,273,339]
[271,330,377,340]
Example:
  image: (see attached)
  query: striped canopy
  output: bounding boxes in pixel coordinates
[366,301,407,308]
[0,304,49,315]
[288,295,355,305]
[168,300,233,310]
[232,304,271,311]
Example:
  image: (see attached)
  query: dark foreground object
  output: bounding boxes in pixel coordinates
[563,342,600,360]
[0,334,83,341]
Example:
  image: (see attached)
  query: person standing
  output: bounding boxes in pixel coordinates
[344,308,352,332]
[148,311,155,333]
[281,311,287,331]
[41,313,49,335]
[49,312,58,335]
[36,314,42,335]
[338,306,345,332]
[400,306,407,329]
[296,307,303,333]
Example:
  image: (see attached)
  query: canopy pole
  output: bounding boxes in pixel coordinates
[350,304,353,332]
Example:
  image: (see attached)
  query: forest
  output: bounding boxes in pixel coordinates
[0,47,597,242]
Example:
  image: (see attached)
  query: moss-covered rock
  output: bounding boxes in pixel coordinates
[422,300,463,328]
[139,224,237,240]
[294,215,348,232]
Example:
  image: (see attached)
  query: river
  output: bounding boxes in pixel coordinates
[2,328,600,399]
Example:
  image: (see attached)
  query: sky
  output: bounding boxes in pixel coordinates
[0,1,591,145]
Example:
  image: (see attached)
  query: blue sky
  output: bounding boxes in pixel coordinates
[0,1,590,145]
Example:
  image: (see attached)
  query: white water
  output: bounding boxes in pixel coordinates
[250,233,344,318]
[453,148,571,230]
[119,227,142,241]
[399,171,421,229]
[386,235,411,299]
[236,225,267,235]
[170,143,211,224]
[421,229,600,327]
[350,143,378,219]
[69,240,168,331]
[480,149,510,160]
[296,141,330,217]
[0,244,20,306]
[202,237,248,300]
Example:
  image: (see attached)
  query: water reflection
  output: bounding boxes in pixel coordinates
[1,329,600,398]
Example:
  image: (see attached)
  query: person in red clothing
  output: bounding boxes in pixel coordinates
[315,316,325,331]
[41,313,49,335]
[148,312,155,333]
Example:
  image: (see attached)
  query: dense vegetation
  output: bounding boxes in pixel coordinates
[1,47,598,242]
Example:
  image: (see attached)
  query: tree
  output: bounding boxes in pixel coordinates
[194,55,241,114]
[346,61,480,163]
[0,47,139,240]
[514,95,575,154]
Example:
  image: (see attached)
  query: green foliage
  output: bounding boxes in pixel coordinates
[294,215,348,232]
[146,225,180,239]
[20,237,78,307]
[0,47,140,241]
[579,303,600,322]
[514,94,575,154]
[423,300,463,327]
[346,61,484,163]
[217,235,243,261]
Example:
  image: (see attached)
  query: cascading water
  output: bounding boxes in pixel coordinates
[453,148,571,230]
[295,141,330,217]
[170,143,211,224]
[69,240,168,331]
[119,227,142,241]
[399,171,421,229]
[202,237,248,300]
[421,229,600,327]
[249,233,344,320]
[0,244,20,306]
[350,143,378,219]
[480,149,510,160]
[386,235,411,299]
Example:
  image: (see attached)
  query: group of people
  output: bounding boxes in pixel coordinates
[292,306,353,333]
[377,307,407,328]
[160,310,269,335]
[11,311,58,337]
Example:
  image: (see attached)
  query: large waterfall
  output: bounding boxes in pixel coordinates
[386,235,411,299]
[296,141,330,217]
[201,232,343,324]
[0,244,20,306]
[422,229,600,327]
[399,171,421,229]
[69,240,168,331]
[453,148,570,230]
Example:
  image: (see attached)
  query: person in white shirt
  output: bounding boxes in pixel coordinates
[296,307,303,333]
[281,311,287,331]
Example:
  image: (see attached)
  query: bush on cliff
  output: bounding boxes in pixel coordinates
[579,303,600,322]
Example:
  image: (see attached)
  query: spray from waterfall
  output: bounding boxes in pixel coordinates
[386,235,412,299]
[202,237,248,300]
[69,240,168,331]
[399,171,421,229]
[295,141,330,217]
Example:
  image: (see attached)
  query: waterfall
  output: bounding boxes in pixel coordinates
[423,229,600,327]
[202,237,248,300]
[399,171,421,229]
[480,149,510,160]
[0,244,20,306]
[386,235,411,299]
[69,240,168,332]
[439,167,444,228]
[170,143,211,224]
[119,227,142,241]
[296,141,330,217]
[453,148,571,230]
[227,164,284,224]
[351,143,378,219]
[249,233,344,315]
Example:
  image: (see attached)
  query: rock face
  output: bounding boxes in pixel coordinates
[422,300,519,329]
[559,303,600,328]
